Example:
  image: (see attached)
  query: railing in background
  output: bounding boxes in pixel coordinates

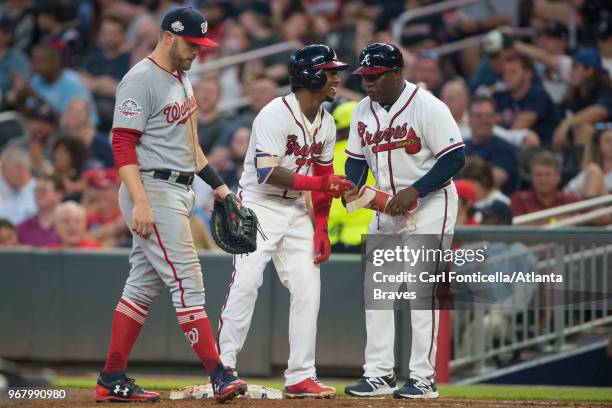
[512,195,612,226]
[190,41,299,76]
[450,228,612,377]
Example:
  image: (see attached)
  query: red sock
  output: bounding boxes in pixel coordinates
[103,297,148,373]
[177,306,221,373]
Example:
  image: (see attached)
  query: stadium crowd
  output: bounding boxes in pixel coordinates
[0,0,611,250]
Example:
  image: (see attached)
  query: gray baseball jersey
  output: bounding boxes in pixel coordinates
[112,57,199,173]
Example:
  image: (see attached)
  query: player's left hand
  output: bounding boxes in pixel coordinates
[386,187,419,217]
[313,224,331,264]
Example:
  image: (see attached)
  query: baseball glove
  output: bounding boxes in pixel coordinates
[210,194,258,254]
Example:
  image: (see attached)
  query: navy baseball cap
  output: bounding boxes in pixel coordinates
[574,48,603,70]
[480,200,513,225]
[352,43,403,75]
[161,6,218,47]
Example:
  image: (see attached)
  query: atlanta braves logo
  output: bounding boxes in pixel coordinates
[184,328,199,346]
[361,53,372,66]
[358,122,422,154]
[163,95,197,125]
[285,135,324,166]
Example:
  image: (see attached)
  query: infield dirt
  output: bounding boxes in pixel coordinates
[1,389,610,408]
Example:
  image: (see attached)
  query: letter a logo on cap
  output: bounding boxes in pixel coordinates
[362,53,371,66]
[201,21,207,34]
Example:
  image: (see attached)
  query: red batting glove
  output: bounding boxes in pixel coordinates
[313,223,331,264]
[320,174,355,198]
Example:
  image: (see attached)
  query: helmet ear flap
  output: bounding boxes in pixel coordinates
[301,68,327,90]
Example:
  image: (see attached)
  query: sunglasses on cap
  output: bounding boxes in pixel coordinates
[595,122,612,130]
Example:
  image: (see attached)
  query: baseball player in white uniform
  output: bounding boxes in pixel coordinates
[96,7,246,403]
[343,43,465,399]
[216,44,353,398]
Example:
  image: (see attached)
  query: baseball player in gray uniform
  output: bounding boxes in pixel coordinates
[95,7,246,403]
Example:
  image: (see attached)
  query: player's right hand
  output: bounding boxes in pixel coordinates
[320,174,354,198]
[132,199,155,239]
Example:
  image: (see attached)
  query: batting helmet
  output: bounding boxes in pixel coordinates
[352,43,403,75]
[288,44,348,91]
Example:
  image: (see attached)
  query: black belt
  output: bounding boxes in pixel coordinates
[152,170,195,186]
[439,180,451,189]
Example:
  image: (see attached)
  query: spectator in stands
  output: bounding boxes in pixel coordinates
[48,201,102,249]
[8,103,58,176]
[79,15,132,132]
[228,126,251,188]
[60,98,114,168]
[464,96,518,194]
[239,1,290,83]
[3,1,37,53]
[441,78,470,137]
[460,156,510,208]
[219,77,277,146]
[0,146,36,225]
[494,54,560,145]
[282,5,319,44]
[513,21,571,104]
[0,218,18,246]
[469,29,514,94]
[207,146,236,188]
[52,137,88,201]
[128,13,158,66]
[374,0,445,52]
[82,168,128,247]
[209,23,250,103]
[194,77,227,155]
[442,78,540,148]
[455,179,478,226]
[35,1,83,67]
[565,123,612,198]
[553,49,612,158]
[16,174,64,247]
[455,0,518,75]
[0,14,30,104]
[6,44,99,126]
[597,18,612,76]
[411,50,445,97]
[511,150,579,224]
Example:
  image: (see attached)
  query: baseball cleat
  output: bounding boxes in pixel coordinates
[393,377,439,399]
[344,373,397,397]
[94,372,160,403]
[210,364,247,403]
[284,377,336,398]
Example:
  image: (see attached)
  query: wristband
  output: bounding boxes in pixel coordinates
[197,164,225,189]
[292,174,323,191]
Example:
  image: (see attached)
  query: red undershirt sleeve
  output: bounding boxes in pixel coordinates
[111,128,143,169]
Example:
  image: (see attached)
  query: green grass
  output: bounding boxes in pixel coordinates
[55,377,612,402]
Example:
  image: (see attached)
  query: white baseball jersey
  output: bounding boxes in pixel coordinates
[112,57,199,173]
[239,93,336,198]
[345,81,463,195]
